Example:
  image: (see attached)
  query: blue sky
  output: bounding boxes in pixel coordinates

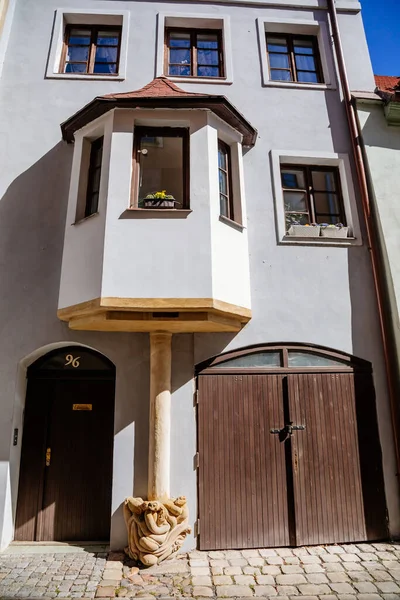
[361,0,400,76]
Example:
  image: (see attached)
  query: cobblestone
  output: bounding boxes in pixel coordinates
[0,542,400,598]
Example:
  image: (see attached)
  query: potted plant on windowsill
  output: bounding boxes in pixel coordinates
[287,223,321,237]
[320,223,349,238]
[140,190,181,209]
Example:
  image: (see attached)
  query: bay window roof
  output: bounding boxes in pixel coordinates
[61,76,257,146]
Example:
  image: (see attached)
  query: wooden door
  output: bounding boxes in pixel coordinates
[288,372,367,545]
[15,377,115,541]
[198,373,290,550]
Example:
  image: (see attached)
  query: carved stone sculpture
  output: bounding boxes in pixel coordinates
[123,496,191,566]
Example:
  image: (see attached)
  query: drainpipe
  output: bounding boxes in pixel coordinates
[326,0,400,478]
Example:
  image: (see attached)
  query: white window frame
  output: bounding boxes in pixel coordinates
[257,17,336,90]
[270,150,362,245]
[46,8,129,80]
[156,12,233,85]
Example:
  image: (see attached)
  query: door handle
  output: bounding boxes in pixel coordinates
[270,422,305,441]
[45,447,51,467]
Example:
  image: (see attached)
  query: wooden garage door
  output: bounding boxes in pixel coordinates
[197,346,388,550]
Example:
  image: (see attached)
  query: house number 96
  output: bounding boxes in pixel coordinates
[65,354,80,368]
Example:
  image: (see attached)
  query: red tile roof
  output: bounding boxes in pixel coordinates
[61,77,257,146]
[101,76,208,100]
[375,75,400,102]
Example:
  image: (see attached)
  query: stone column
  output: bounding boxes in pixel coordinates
[123,332,190,566]
[148,332,172,502]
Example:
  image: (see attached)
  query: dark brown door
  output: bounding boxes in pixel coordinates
[288,372,366,545]
[198,374,290,550]
[198,365,387,550]
[15,377,115,541]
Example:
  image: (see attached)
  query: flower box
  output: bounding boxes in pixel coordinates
[288,225,321,237]
[143,199,176,208]
[320,226,349,238]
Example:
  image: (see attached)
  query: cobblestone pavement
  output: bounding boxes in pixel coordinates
[1,542,400,600]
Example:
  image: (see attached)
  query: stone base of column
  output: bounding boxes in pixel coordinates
[123,496,191,567]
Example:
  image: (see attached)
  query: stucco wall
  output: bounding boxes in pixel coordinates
[0,0,398,552]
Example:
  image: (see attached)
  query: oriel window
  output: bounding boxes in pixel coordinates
[132,127,190,209]
[85,137,104,217]
[218,141,233,220]
[166,28,224,78]
[61,25,121,75]
[282,165,346,231]
[266,34,322,83]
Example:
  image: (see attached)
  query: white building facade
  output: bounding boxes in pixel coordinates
[0,0,398,556]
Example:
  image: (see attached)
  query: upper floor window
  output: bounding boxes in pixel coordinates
[218,141,233,220]
[85,137,104,217]
[60,25,121,75]
[266,34,322,83]
[165,28,224,78]
[132,127,190,209]
[282,166,345,229]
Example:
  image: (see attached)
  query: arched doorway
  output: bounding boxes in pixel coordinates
[196,343,388,550]
[15,346,115,542]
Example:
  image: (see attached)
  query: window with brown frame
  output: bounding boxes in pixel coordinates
[266,33,323,83]
[131,127,190,209]
[85,137,104,217]
[165,28,224,78]
[60,25,121,75]
[281,165,346,231]
[218,141,234,220]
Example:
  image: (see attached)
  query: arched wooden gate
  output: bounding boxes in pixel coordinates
[15,346,115,542]
[196,344,387,550]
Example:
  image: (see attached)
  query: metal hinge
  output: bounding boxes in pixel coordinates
[194,519,200,537]
[45,447,51,467]
[194,452,200,469]
[194,390,199,406]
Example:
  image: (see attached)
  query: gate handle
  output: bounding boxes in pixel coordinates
[270,422,305,436]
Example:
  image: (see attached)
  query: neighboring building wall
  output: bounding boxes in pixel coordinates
[0,0,398,551]
[357,102,400,389]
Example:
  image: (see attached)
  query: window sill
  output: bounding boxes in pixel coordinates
[219,215,244,231]
[46,73,125,81]
[165,76,233,86]
[280,235,361,247]
[73,212,100,226]
[121,208,192,219]
[264,81,335,91]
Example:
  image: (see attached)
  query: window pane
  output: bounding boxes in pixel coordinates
[288,351,346,367]
[295,54,316,72]
[97,31,120,46]
[220,194,229,217]
[283,191,307,212]
[197,33,219,49]
[66,46,89,62]
[218,147,227,170]
[217,352,282,368]
[197,49,219,66]
[298,71,318,83]
[316,215,342,225]
[91,168,101,194]
[285,213,309,229]
[198,65,219,77]
[138,133,185,207]
[169,64,191,76]
[267,37,288,53]
[170,48,191,65]
[281,169,305,189]
[94,62,117,73]
[269,53,290,69]
[270,69,292,81]
[68,29,91,44]
[312,170,337,192]
[95,46,118,63]
[293,38,314,54]
[314,192,341,215]
[65,63,87,73]
[219,170,227,195]
[169,32,191,47]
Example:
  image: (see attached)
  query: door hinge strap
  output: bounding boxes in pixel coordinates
[194,452,200,469]
[45,447,51,467]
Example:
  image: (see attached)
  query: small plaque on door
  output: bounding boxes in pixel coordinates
[73,404,92,411]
